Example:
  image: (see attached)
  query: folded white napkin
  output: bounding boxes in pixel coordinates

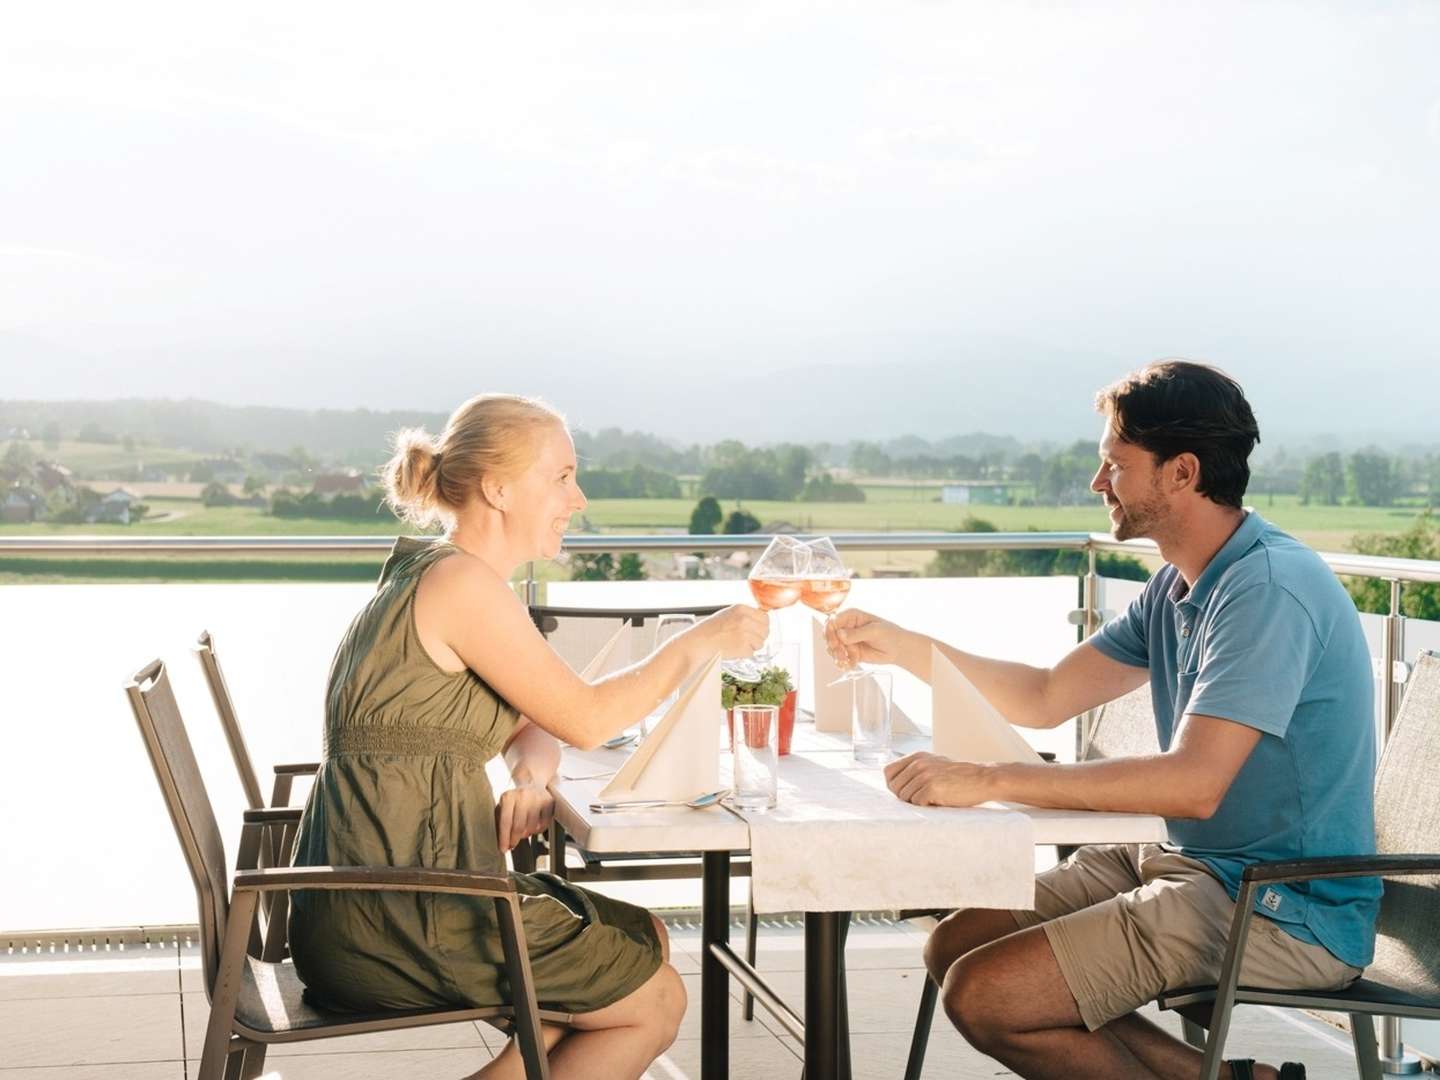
[810,616,920,734]
[931,645,1043,764]
[597,653,722,801]
[579,623,633,680]
[810,617,850,732]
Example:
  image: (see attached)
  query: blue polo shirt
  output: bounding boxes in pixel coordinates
[1092,510,1379,969]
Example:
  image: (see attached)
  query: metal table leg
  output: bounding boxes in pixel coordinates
[805,911,850,1080]
[702,852,731,1080]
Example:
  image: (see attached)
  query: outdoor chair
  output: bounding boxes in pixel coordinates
[530,604,782,1018]
[1157,649,1440,1079]
[125,658,565,1080]
[195,630,319,811]
[901,685,1196,1080]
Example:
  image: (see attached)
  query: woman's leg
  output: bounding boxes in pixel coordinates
[475,915,684,1080]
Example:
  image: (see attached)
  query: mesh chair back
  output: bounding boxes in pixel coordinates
[124,660,230,997]
[195,631,265,810]
[1371,650,1440,996]
[1081,683,1160,761]
[530,605,724,672]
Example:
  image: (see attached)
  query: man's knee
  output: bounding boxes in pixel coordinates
[923,908,1021,984]
[940,954,1008,1053]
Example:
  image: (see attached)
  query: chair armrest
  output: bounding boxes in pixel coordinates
[233,865,518,899]
[243,808,303,825]
[274,761,320,776]
[1241,853,1440,885]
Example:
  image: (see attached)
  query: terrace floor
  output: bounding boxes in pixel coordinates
[1,914,1371,1079]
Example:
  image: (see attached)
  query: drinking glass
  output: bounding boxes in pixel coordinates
[851,669,893,765]
[742,535,808,673]
[801,536,862,680]
[732,704,779,811]
[642,613,698,736]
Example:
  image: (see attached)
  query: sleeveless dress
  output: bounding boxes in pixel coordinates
[288,536,662,1014]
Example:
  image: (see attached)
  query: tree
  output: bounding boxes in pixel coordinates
[926,516,998,576]
[849,442,891,476]
[41,422,61,450]
[1346,449,1398,507]
[1299,453,1344,506]
[616,553,647,581]
[569,553,616,581]
[3,441,36,471]
[724,509,761,534]
[1345,513,1440,619]
[242,474,267,496]
[689,496,722,535]
[201,481,235,507]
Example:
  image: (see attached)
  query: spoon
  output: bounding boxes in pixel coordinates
[589,789,731,813]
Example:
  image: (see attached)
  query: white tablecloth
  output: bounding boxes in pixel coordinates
[739,749,1036,915]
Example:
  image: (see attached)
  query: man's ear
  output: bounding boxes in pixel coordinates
[1169,452,1201,494]
[480,475,508,511]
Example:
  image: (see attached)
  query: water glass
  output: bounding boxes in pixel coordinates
[851,669,893,765]
[642,613,698,736]
[732,704,779,811]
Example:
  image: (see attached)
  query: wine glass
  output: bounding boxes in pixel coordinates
[735,535,807,679]
[800,536,861,679]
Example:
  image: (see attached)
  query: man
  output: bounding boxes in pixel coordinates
[828,361,1377,1080]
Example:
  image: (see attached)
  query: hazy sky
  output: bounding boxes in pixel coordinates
[2,2,1437,444]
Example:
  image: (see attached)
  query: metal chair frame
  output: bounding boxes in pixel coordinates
[126,659,564,1080]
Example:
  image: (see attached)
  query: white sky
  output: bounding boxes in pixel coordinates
[1,1,1437,443]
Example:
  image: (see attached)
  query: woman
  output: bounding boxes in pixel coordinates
[289,393,767,1079]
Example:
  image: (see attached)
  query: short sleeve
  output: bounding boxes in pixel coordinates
[1185,583,1322,738]
[1091,583,1153,669]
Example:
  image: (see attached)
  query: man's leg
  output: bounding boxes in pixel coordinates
[941,928,1285,1080]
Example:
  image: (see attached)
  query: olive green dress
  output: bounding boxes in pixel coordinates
[288,536,662,1014]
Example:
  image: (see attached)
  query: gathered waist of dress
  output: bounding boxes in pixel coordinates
[326,723,497,764]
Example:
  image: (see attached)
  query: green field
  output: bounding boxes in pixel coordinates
[0,491,1428,583]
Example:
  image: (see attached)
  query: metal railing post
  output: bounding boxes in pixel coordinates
[1379,579,1421,1075]
[525,561,538,606]
[1076,543,1102,756]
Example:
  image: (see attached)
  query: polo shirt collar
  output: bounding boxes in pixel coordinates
[1169,509,1265,609]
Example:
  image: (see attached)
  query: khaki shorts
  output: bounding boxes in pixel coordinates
[1012,844,1362,1031]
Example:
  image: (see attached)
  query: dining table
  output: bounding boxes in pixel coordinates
[548,722,1169,1080]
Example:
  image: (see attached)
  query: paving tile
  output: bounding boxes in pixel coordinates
[747,967,938,1038]
[0,1065,184,1080]
[673,974,776,1043]
[645,1034,802,1079]
[0,945,180,1002]
[0,994,183,1067]
[219,1046,491,1078]
[181,991,487,1059]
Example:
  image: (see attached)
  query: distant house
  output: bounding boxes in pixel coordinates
[35,461,74,495]
[5,426,31,440]
[311,472,366,497]
[87,488,137,525]
[2,486,45,524]
[941,482,1011,506]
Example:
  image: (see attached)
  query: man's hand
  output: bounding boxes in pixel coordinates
[826,608,908,670]
[884,751,995,807]
[495,781,556,851]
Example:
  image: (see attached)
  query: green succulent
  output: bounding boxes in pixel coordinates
[721,666,795,710]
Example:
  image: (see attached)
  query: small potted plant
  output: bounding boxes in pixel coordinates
[721,666,797,755]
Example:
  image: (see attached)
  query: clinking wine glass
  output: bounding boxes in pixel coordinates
[800,536,861,679]
[742,535,808,675]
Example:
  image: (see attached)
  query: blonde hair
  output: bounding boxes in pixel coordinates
[382,394,566,529]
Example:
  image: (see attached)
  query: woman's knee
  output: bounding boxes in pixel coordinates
[647,962,687,1047]
[649,913,671,963]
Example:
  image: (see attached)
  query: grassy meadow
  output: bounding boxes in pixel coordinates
[0,483,1430,583]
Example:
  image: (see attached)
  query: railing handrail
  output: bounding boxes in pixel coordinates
[4,530,1440,585]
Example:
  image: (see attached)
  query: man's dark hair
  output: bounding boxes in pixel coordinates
[1095,360,1260,510]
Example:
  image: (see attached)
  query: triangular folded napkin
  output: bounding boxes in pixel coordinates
[810,617,920,734]
[597,653,722,801]
[579,623,633,681]
[811,617,851,732]
[931,645,1043,764]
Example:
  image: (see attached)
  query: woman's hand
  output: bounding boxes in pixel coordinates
[884,752,995,807]
[495,781,555,851]
[826,608,907,669]
[692,605,770,659]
